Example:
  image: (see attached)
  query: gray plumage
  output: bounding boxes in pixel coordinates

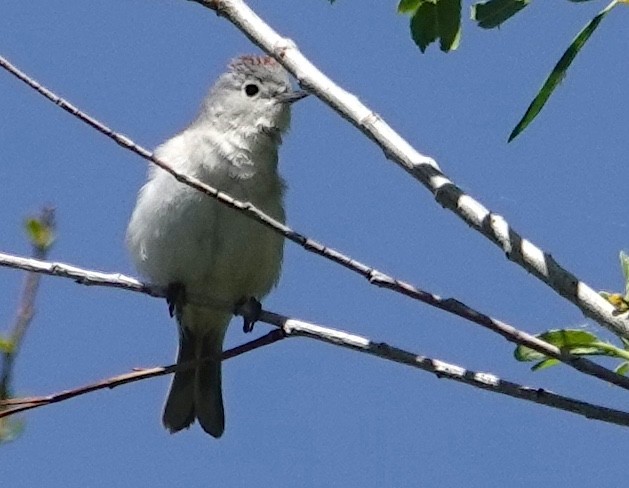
[126,55,303,437]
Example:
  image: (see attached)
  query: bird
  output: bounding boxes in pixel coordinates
[126,55,306,438]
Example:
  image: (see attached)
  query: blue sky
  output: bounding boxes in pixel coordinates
[1,0,628,486]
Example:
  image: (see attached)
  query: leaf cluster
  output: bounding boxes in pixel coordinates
[393,0,625,140]
[516,252,629,375]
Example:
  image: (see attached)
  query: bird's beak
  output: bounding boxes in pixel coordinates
[276,90,309,104]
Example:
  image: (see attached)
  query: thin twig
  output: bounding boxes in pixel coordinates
[1,54,628,389]
[257,311,629,428]
[0,208,55,400]
[0,61,626,392]
[188,0,629,340]
[0,4,623,433]
[1,311,627,428]
[2,252,629,392]
[0,329,285,418]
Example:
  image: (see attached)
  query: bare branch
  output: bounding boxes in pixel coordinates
[262,311,629,428]
[2,310,628,429]
[2,251,629,391]
[187,0,629,340]
[1,52,628,391]
[0,0,623,437]
[0,57,625,396]
[0,329,285,418]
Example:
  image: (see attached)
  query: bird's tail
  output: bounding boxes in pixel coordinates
[162,306,229,438]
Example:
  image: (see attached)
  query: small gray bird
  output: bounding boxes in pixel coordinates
[126,55,306,438]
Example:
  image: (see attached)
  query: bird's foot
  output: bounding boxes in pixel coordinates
[166,282,186,319]
[236,297,262,334]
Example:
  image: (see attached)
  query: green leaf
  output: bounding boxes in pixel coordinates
[410,2,437,52]
[24,217,55,251]
[569,346,608,355]
[508,0,618,142]
[0,417,25,444]
[514,329,602,361]
[615,361,629,376]
[514,343,543,362]
[531,358,560,371]
[437,0,462,51]
[620,251,629,282]
[410,0,461,53]
[398,0,422,14]
[620,251,629,298]
[538,329,600,348]
[471,0,530,29]
[0,336,15,354]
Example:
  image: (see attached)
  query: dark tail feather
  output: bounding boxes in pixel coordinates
[194,333,225,438]
[163,306,228,437]
[162,328,196,433]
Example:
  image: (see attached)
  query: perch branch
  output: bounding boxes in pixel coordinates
[188,0,629,340]
[2,252,629,391]
[1,55,628,391]
[2,310,628,428]
[0,329,285,417]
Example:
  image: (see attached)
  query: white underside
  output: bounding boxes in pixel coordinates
[126,125,286,332]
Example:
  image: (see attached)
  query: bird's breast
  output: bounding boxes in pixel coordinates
[127,136,286,310]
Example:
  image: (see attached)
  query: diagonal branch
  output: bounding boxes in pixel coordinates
[260,310,629,428]
[0,329,286,418]
[1,51,629,389]
[2,310,628,428]
[1,251,629,392]
[188,0,629,340]
[0,60,627,393]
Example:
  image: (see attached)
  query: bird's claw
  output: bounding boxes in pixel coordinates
[237,297,262,334]
[166,282,186,319]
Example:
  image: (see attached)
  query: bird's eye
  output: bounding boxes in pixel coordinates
[244,83,260,97]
